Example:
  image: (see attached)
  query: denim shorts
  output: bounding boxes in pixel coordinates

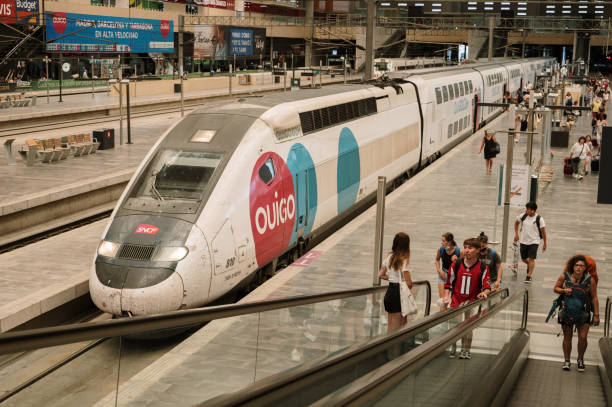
[438,269,448,284]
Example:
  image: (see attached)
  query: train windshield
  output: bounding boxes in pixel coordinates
[126,149,223,210]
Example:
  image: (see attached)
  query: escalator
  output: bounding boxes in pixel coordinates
[202,290,612,407]
[1,284,611,406]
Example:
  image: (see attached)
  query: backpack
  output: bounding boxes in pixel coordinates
[520,213,542,239]
[558,272,593,325]
[439,246,461,260]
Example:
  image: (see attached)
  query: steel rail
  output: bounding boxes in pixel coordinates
[199,288,509,407]
[0,282,431,355]
[309,288,526,407]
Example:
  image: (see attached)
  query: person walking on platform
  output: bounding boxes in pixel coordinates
[554,255,599,371]
[514,201,547,283]
[478,130,499,174]
[378,232,413,332]
[434,232,462,311]
[444,238,491,359]
[569,136,591,180]
[477,232,502,291]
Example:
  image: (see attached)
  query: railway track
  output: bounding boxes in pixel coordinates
[0,101,203,138]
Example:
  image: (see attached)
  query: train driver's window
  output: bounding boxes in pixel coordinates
[448,84,454,100]
[453,83,460,98]
[459,81,465,96]
[259,158,276,184]
[442,86,449,102]
[435,87,442,104]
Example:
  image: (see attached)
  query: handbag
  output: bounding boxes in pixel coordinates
[571,145,585,164]
[494,142,501,155]
[398,268,418,317]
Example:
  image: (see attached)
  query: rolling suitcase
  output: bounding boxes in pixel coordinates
[591,158,600,172]
[563,157,573,175]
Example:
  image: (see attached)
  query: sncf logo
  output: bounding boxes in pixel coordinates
[160,20,170,38]
[135,224,159,235]
[52,12,66,35]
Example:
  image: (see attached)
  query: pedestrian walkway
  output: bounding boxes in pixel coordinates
[75,106,611,405]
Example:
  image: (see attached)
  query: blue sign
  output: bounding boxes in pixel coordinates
[229,28,253,56]
[45,12,174,53]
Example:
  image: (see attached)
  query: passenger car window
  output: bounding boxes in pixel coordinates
[464,81,470,93]
[448,124,453,138]
[459,82,465,96]
[448,84,454,99]
[258,158,276,184]
[454,83,460,97]
[453,121,458,135]
[442,86,449,102]
[435,87,442,104]
[469,80,473,90]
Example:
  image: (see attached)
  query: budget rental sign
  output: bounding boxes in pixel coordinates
[0,0,39,24]
[45,12,174,53]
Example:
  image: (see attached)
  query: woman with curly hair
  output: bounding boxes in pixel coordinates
[554,254,599,372]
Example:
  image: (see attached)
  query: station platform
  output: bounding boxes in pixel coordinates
[0,88,610,403]
[2,104,603,404]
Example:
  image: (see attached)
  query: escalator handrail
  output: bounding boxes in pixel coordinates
[308,289,527,407]
[0,281,431,355]
[198,288,510,407]
[605,296,612,337]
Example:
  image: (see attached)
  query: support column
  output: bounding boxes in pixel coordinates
[521,30,526,58]
[365,0,375,81]
[488,16,494,61]
[572,31,578,74]
[305,1,314,68]
[270,37,274,67]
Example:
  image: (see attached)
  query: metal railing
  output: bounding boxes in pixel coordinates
[309,288,526,407]
[0,281,431,355]
[198,288,513,407]
[604,296,612,337]
[184,14,610,33]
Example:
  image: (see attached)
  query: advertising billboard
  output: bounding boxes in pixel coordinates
[229,27,265,57]
[45,12,174,53]
[0,0,38,24]
[195,25,264,60]
[161,0,234,10]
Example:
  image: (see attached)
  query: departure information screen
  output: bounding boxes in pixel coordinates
[376,1,610,18]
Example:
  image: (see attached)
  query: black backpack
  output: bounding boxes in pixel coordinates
[520,213,542,239]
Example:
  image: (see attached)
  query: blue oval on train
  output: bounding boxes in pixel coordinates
[286,143,318,244]
[337,127,360,214]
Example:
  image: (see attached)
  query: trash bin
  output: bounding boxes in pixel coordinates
[174,83,182,93]
[551,129,569,148]
[93,128,115,150]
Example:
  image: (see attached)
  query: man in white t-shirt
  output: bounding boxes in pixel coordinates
[513,201,547,283]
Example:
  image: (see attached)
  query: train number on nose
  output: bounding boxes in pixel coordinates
[226,257,236,268]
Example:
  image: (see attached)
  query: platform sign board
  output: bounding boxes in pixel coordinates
[45,12,174,53]
[498,164,530,208]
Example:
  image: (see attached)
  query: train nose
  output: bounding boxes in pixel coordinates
[92,263,185,316]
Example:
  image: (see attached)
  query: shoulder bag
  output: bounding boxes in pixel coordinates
[399,267,418,317]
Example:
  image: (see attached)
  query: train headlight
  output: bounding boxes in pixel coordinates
[152,246,189,262]
[97,240,120,258]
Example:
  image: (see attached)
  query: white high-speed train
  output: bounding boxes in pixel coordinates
[90,57,555,317]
